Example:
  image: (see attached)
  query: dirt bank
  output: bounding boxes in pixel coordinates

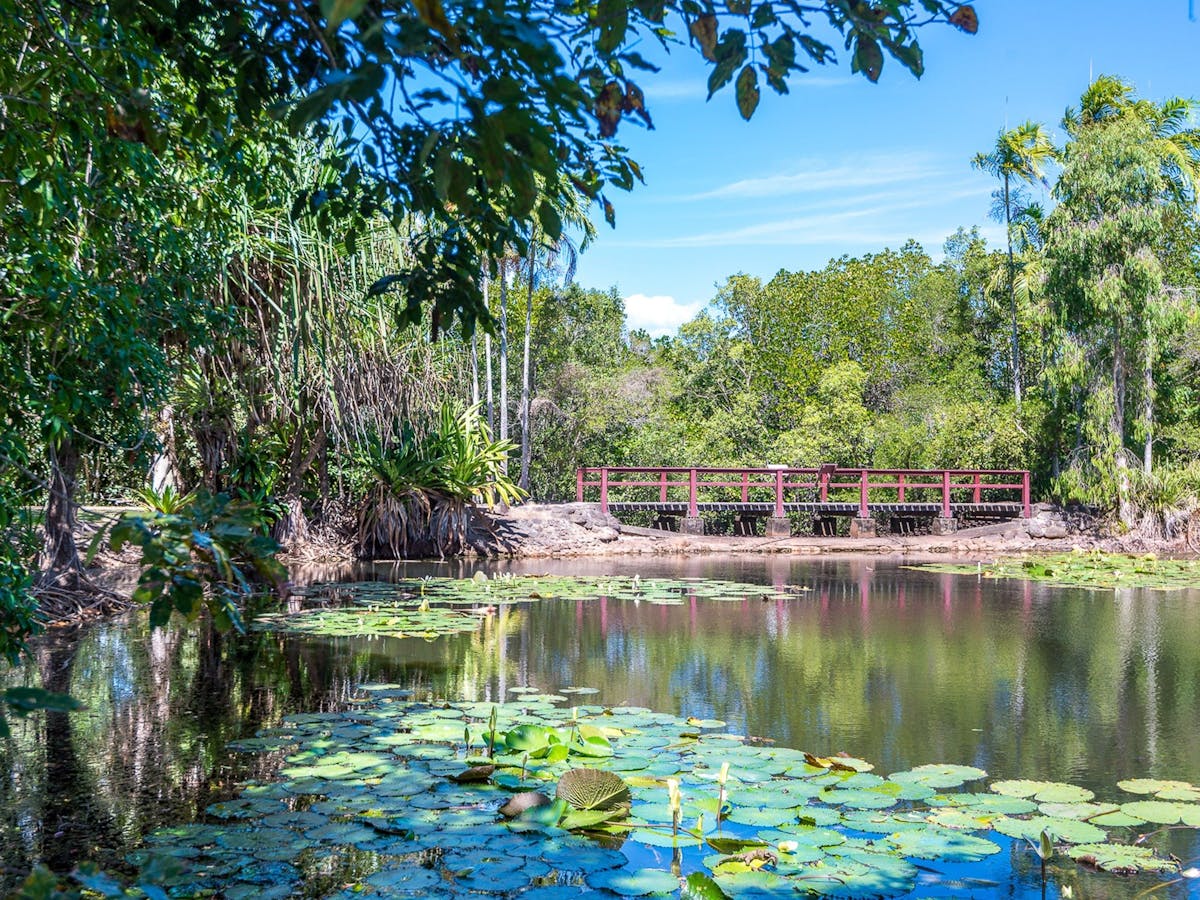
[476,502,1186,560]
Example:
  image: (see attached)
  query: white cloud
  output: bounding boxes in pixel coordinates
[621,184,991,249]
[623,293,706,337]
[681,152,942,201]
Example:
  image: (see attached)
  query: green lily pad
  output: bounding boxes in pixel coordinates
[1067,842,1180,874]
[888,764,987,790]
[1119,800,1200,825]
[587,868,680,896]
[1117,778,1200,802]
[887,828,1001,862]
[990,780,1094,803]
[991,815,1107,844]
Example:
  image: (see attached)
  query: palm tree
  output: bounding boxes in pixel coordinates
[973,121,1056,412]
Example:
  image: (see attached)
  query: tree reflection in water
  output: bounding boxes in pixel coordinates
[2,555,1199,888]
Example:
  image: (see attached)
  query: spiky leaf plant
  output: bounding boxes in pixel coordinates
[357,402,524,558]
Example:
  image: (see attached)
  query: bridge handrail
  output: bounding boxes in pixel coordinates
[576,466,1032,519]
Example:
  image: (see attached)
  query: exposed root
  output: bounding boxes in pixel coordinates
[32,575,129,628]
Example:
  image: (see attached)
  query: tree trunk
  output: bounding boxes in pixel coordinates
[519,240,535,492]
[1113,327,1135,528]
[483,261,495,433]
[42,436,83,586]
[485,332,495,434]
[1142,331,1154,475]
[149,405,180,492]
[499,258,509,458]
[1004,175,1023,412]
[471,332,480,408]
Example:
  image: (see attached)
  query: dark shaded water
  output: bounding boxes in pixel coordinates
[3,554,1200,894]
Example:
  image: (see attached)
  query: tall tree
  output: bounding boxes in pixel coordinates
[1046,115,1167,523]
[973,122,1056,411]
[1062,76,1200,475]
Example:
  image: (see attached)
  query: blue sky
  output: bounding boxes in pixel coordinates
[570,0,1200,336]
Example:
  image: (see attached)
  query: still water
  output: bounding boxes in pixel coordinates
[3,554,1199,895]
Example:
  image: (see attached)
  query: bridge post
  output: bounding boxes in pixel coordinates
[576,468,584,502]
[898,473,906,503]
[936,469,955,534]
[766,469,789,536]
[600,468,609,514]
[660,471,668,503]
[681,468,703,534]
[858,470,869,518]
[1022,471,1032,519]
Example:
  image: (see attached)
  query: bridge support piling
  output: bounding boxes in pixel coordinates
[932,517,957,536]
[766,516,791,537]
[680,516,705,535]
[850,517,877,538]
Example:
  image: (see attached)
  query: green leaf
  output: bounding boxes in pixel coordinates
[852,35,884,82]
[735,66,760,120]
[596,0,629,54]
[681,872,731,900]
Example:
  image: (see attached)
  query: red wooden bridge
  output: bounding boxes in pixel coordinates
[575,466,1031,536]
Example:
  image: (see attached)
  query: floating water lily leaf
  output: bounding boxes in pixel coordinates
[1117,778,1200,802]
[1067,842,1180,874]
[1037,801,1117,820]
[557,768,631,811]
[888,764,987,790]
[788,853,918,898]
[449,764,495,784]
[887,828,1001,862]
[711,868,791,897]
[681,872,732,900]
[990,780,1094,803]
[587,867,680,896]
[992,815,1106,844]
[499,790,552,818]
[1119,800,1200,826]
[909,552,1200,591]
[927,792,1039,815]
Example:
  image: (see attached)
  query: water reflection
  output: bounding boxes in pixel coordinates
[3,555,1200,892]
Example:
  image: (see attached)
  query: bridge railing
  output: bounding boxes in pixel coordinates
[576,466,1032,519]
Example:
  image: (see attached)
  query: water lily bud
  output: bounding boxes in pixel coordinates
[718,762,730,786]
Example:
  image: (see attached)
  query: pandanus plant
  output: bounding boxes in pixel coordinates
[357,402,525,559]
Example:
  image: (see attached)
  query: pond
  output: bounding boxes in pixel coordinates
[3,554,1199,897]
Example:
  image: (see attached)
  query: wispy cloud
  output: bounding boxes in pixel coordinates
[615,184,990,249]
[681,152,945,201]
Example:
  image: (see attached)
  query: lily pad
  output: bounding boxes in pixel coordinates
[1067,842,1180,874]
[887,828,1001,862]
[990,780,1094,803]
[587,868,680,896]
[888,764,987,790]
[1119,800,1200,826]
